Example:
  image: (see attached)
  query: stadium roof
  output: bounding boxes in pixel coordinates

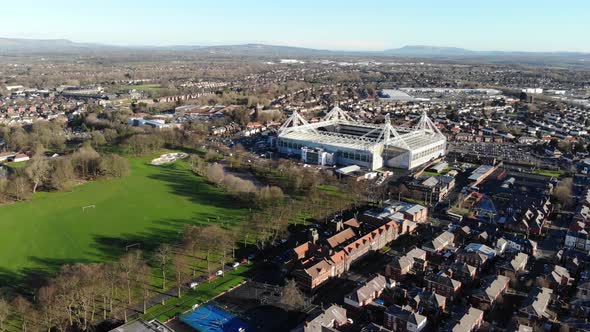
[278,106,445,153]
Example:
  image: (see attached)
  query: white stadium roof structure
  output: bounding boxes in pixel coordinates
[277,106,447,170]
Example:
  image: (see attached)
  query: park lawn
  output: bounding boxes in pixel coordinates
[317,184,350,199]
[402,197,428,206]
[448,206,471,216]
[0,154,247,282]
[118,84,164,92]
[141,264,251,322]
[5,160,28,169]
[533,169,564,178]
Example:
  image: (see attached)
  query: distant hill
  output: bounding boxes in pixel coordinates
[164,43,335,56]
[384,45,475,56]
[1,37,588,67]
[0,37,115,52]
[0,38,333,56]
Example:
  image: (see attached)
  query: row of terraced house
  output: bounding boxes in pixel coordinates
[291,200,428,291]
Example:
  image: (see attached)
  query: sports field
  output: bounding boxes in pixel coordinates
[0,154,246,285]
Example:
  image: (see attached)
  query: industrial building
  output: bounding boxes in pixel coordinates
[277,106,447,170]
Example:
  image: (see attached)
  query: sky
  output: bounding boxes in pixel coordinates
[1,0,589,52]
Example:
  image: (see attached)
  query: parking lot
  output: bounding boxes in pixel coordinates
[449,142,540,164]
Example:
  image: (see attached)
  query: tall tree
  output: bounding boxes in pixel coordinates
[172,252,187,298]
[119,251,141,304]
[49,158,76,191]
[137,263,152,314]
[154,245,172,289]
[6,175,32,201]
[182,225,202,277]
[25,151,52,193]
[11,296,31,332]
[200,225,222,280]
[553,177,573,207]
[0,298,10,331]
[280,279,305,311]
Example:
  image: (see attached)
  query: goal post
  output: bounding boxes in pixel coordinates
[82,205,96,212]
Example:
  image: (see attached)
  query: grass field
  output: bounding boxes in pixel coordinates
[4,160,28,169]
[533,169,565,178]
[118,84,164,92]
[0,154,247,288]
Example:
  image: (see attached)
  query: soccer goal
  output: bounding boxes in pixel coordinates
[125,243,141,251]
[82,205,96,212]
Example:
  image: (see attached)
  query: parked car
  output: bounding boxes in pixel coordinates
[188,281,199,289]
[216,270,224,276]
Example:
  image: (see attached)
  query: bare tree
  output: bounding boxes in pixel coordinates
[100,154,130,178]
[217,229,234,276]
[38,284,60,332]
[200,225,222,279]
[71,144,102,179]
[182,225,202,277]
[137,263,152,314]
[172,252,188,298]
[49,158,76,191]
[206,163,225,185]
[553,177,573,208]
[6,175,32,201]
[154,245,172,289]
[0,298,10,331]
[11,296,31,332]
[119,251,141,304]
[25,151,52,193]
[280,279,305,311]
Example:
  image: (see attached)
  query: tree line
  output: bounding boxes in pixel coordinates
[0,144,129,203]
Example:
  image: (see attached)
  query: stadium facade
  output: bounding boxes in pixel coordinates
[277,106,446,170]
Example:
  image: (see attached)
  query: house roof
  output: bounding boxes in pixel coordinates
[305,305,347,332]
[425,231,455,251]
[360,323,392,332]
[464,243,496,258]
[343,218,360,228]
[326,228,356,248]
[345,275,387,304]
[473,275,509,302]
[548,265,571,283]
[293,242,317,260]
[520,287,553,319]
[511,253,529,272]
[427,272,461,290]
[393,247,427,270]
[450,262,477,276]
[385,305,426,327]
[304,259,333,279]
[414,289,446,308]
[452,307,483,332]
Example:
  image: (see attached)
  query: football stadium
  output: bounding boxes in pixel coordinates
[277,106,447,170]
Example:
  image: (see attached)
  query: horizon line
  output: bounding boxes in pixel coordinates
[1,36,589,54]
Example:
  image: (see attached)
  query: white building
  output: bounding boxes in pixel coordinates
[277,106,446,170]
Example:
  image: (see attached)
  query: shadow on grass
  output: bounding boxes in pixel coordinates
[1,162,250,298]
[146,162,251,210]
[0,191,247,299]
[1,214,249,298]
[0,257,97,297]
